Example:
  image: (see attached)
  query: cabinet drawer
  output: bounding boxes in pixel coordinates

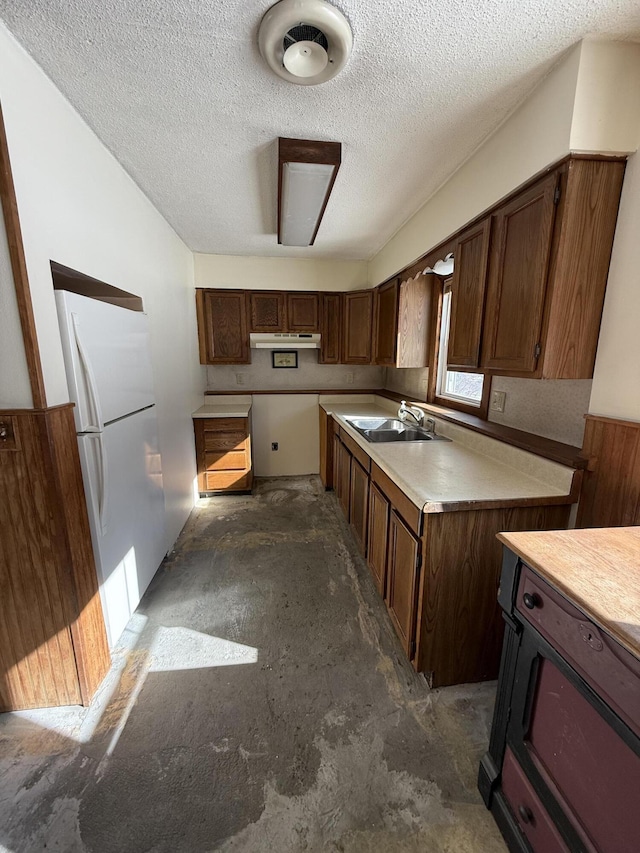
[204,471,252,492]
[201,417,248,432]
[502,747,570,853]
[204,450,248,471]
[516,564,640,738]
[204,432,248,452]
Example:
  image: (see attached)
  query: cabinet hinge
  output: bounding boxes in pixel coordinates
[553,185,561,205]
[534,343,541,359]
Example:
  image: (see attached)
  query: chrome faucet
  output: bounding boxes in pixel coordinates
[398,400,425,426]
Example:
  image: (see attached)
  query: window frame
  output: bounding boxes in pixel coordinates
[428,275,491,419]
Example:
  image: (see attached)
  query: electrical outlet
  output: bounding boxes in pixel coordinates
[420,378,428,391]
[271,442,279,451]
[235,373,246,385]
[346,372,354,384]
[490,390,506,413]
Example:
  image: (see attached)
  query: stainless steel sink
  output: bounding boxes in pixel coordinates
[345,417,450,443]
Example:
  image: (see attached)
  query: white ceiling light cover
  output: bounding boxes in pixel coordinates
[259,0,353,86]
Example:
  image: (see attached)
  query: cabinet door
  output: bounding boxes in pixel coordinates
[349,457,369,556]
[286,293,319,331]
[373,279,399,365]
[367,483,389,596]
[195,289,250,364]
[448,218,491,369]
[482,173,558,373]
[333,435,351,519]
[396,276,431,369]
[386,510,420,657]
[319,293,342,364]
[343,290,374,364]
[509,638,640,853]
[248,291,286,332]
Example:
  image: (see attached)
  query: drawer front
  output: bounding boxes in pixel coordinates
[204,471,252,492]
[204,450,248,471]
[502,747,570,853]
[201,417,248,432]
[516,564,640,739]
[204,432,248,452]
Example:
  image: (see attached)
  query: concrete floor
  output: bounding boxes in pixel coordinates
[0,476,506,852]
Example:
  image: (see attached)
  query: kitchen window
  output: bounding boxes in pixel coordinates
[434,279,486,411]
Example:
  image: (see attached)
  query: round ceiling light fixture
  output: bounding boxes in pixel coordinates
[258,0,353,86]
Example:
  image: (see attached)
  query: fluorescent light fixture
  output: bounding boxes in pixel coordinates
[278,137,341,246]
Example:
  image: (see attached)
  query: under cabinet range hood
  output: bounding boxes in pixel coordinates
[249,333,321,349]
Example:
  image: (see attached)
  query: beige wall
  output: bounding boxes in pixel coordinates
[570,41,640,153]
[195,253,369,291]
[0,22,203,548]
[251,395,320,477]
[590,151,640,421]
[368,43,582,286]
[0,212,32,408]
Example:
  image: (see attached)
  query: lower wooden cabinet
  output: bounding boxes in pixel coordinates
[367,483,390,596]
[349,457,369,556]
[385,510,420,658]
[334,431,351,518]
[193,417,252,495]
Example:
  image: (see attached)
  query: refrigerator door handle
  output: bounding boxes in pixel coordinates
[95,432,109,535]
[71,312,104,431]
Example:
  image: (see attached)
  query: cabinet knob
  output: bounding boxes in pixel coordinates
[523,591,540,610]
[518,804,534,824]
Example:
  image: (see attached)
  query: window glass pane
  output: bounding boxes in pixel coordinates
[444,370,483,402]
[435,284,484,407]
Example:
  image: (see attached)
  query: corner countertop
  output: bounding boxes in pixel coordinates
[322,399,575,514]
[192,395,252,419]
[497,527,640,660]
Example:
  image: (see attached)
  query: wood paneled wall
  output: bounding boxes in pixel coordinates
[577,414,640,528]
[0,405,110,711]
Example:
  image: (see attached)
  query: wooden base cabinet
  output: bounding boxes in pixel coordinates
[194,417,252,495]
[386,510,420,658]
[367,483,390,596]
[480,548,640,853]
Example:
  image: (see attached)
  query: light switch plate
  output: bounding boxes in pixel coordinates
[490,390,506,413]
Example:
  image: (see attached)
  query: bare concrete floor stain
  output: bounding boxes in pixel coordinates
[0,476,506,853]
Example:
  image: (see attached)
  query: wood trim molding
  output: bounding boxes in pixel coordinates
[0,101,46,408]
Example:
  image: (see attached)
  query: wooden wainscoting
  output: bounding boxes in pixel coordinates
[0,404,110,711]
[577,414,640,528]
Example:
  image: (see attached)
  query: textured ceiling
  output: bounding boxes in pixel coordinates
[1,1,639,259]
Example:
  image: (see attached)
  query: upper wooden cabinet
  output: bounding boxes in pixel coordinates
[319,292,342,364]
[286,292,319,331]
[396,276,431,368]
[373,279,399,365]
[343,290,374,364]
[482,173,558,374]
[481,158,625,378]
[196,289,250,365]
[448,218,491,370]
[374,275,431,368]
[248,291,286,332]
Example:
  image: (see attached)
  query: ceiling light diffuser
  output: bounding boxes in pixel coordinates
[278,138,342,247]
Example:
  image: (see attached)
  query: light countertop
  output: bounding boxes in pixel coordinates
[498,527,640,659]
[192,395,252,419]
[322,400,575,514]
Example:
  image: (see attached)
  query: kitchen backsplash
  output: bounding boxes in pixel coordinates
[385,366,590,447]
[384,366,429,400]
[207,349,385,391]
[488,377,592,447]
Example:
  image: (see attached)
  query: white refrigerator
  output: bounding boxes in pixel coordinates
[56,290,166,649]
